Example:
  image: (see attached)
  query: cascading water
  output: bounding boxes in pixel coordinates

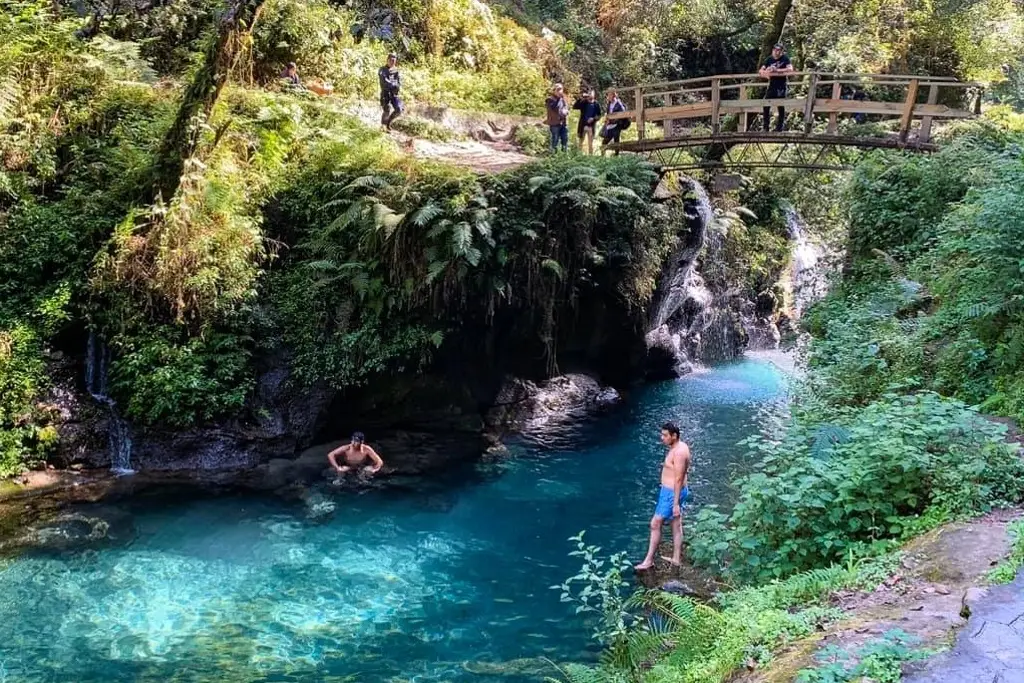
[86,331,134,475]
[784,207,830,319]
[646,179,745,377]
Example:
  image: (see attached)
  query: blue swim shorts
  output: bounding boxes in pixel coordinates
[654,485,690,519]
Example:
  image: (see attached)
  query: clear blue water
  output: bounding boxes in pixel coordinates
[0,360,786,683]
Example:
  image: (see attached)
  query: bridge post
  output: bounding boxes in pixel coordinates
[634,86,645,142]
[899,78,920,143]
[738,85,748,132]
[803,72,819,134]
[711,77,721,134]
[919,83,939,142]
[827,81,841,134]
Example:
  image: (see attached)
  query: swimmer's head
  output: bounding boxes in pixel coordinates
[351,431,365,448]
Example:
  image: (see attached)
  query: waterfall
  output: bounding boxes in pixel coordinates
[784,208,829,319]
[86,331,134,475]
[650,180,711,331]
[646,179,745,377]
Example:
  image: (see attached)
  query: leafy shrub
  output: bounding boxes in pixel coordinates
[845,143,983,265]
[690,392,1024,584]
[987,519,1024,584]
[797,630,930,683]
[108,327,253,427]
[266,148,671,387]
[513,124,549,156]
[0,324,52,476]
[551,539,858,683]
[553,531,635,645]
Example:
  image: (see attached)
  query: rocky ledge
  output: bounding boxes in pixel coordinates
[485,373,621,437]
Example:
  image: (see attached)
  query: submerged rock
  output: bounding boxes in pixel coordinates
[2,506,136,554]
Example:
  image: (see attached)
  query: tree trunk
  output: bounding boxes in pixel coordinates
[758,0,793,64]
[151,0,266,201]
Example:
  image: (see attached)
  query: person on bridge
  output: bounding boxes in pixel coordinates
[545,84,570,152]
[759,43,794,132]
[379,53,403,131]
[573,89,603,155]
[600,89,628,155]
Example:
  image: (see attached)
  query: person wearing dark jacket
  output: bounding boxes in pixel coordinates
[545,84,570,152]
[379,53,402,130]
[573,89,602,155]
[600,89,628,154]
[281,62,301,87]
[758,43,794,132]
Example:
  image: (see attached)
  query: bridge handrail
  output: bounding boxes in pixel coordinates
[605,71,981,144]
[629,71,979,92]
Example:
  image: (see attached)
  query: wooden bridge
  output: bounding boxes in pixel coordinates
[604,72,981,171]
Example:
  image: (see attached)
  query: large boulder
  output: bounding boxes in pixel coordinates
[485,373,621,437]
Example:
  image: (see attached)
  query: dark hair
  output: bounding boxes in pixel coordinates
[287,61,297,68]
[661,422,680,438]
[351,431,366,442]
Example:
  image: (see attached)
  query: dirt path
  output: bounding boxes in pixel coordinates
[389,132,535,174]
[340,100,538,174]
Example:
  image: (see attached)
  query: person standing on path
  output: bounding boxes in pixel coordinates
[379,53,403,131]
[573,89,602,155]
[635,422,691,571]
[600,89,628,155]
[759,43,794,132]
[545,84,570,152]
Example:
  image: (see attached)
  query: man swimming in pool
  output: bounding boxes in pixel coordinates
[327,432,384,476]
[635,421,691,570]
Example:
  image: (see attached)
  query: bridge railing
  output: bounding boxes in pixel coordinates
[605,72,981,144]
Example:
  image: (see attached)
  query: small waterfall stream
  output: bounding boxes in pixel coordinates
[785,207,829,319]
[86,331,134,475]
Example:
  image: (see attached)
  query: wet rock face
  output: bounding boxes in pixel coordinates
[56,349,336,473]
[485,373,621,436]
[645,180,748,377]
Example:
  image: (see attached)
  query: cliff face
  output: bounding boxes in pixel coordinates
[51,175,821,476]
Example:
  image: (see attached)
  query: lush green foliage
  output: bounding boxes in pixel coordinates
[0,325,56,476]
[796,630,930,683]
[266,149,669,387]
[551,536,910,683]
[690,392,1024,583]
[809,121,1024,422]
[108,328,253,427]
[554,531,636,645]
[987,519,1024,584]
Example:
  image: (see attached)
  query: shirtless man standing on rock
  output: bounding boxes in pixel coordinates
[636,421,691,571]
[327,432,384,477]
